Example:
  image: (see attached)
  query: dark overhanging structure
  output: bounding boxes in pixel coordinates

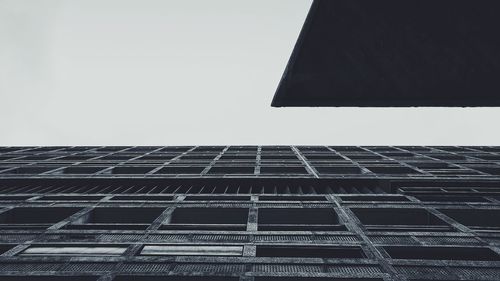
[272,0,500,107]
[1,146,500,280]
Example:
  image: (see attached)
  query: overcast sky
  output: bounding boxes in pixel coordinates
[1,0,500,146]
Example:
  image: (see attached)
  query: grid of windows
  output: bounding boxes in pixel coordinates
[1,146,500,281]
[1,146,500,178]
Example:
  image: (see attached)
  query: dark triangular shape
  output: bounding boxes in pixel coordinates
[272,0,500,107]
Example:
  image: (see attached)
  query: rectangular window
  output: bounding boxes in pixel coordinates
[366,166,419,174]
[97,155,132,161]
[439,208,500,228]
[255,278,381,281]
[219,155,256,160]
[114,277,237,281]
[180,155,217,160]
[155,166,205,174]
[417,196,487,202]
[466,166,500,175]
[431,154,467,160]
[352,208,445,225]
[110,195,174,201]
[256,246,365,258]
[158,146,194,152]
[2,167,58,174]
[86,207,162,223]
[260,155,299,160]
[207,166,255,174]
[258,208,344,231]
[141,245,243,256]
[347,155,383,160]
[67,207,164,230]
[427,169,481,176]
[136,155,176,161]
[260,166,309,174]
[38,195,105,201]
[58,155,97,161]
[380,152,415,157]
[61,147,94,152]
[411,162,453,169]
[227,146,258,151]
[0,167,12,173]
[0,207,81,227]
[185,196,250,201]
[162,208,248,231]
[19,156,55,161]
[0,155,18,160]
[351,208,448,231]
[478,155,500,161]
[304,154,345,160]
[20,245,128,257]
[111,166,155,174]
[261,146,293,152]
[314,166,362,174]
[0,244,14,255]
[259,196,326,201]
[62,166,106,174]
[260,160,302,164]
[0,277,98,281]
[0,196,32,201]
[384,246,500,261]
[96,146,128,151]
[340,195,409,202]
[192,146,225,152]
[297,146,332,152]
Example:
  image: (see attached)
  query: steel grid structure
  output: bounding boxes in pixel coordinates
[0,146,500,281]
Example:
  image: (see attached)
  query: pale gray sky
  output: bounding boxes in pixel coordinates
[1,0,499,146]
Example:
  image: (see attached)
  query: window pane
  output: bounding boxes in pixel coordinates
[141,245,243,256]
[21,246,127,256]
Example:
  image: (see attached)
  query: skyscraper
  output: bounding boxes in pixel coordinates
[0,146,500,280]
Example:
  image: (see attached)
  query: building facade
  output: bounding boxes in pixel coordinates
[0,146,500,280]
